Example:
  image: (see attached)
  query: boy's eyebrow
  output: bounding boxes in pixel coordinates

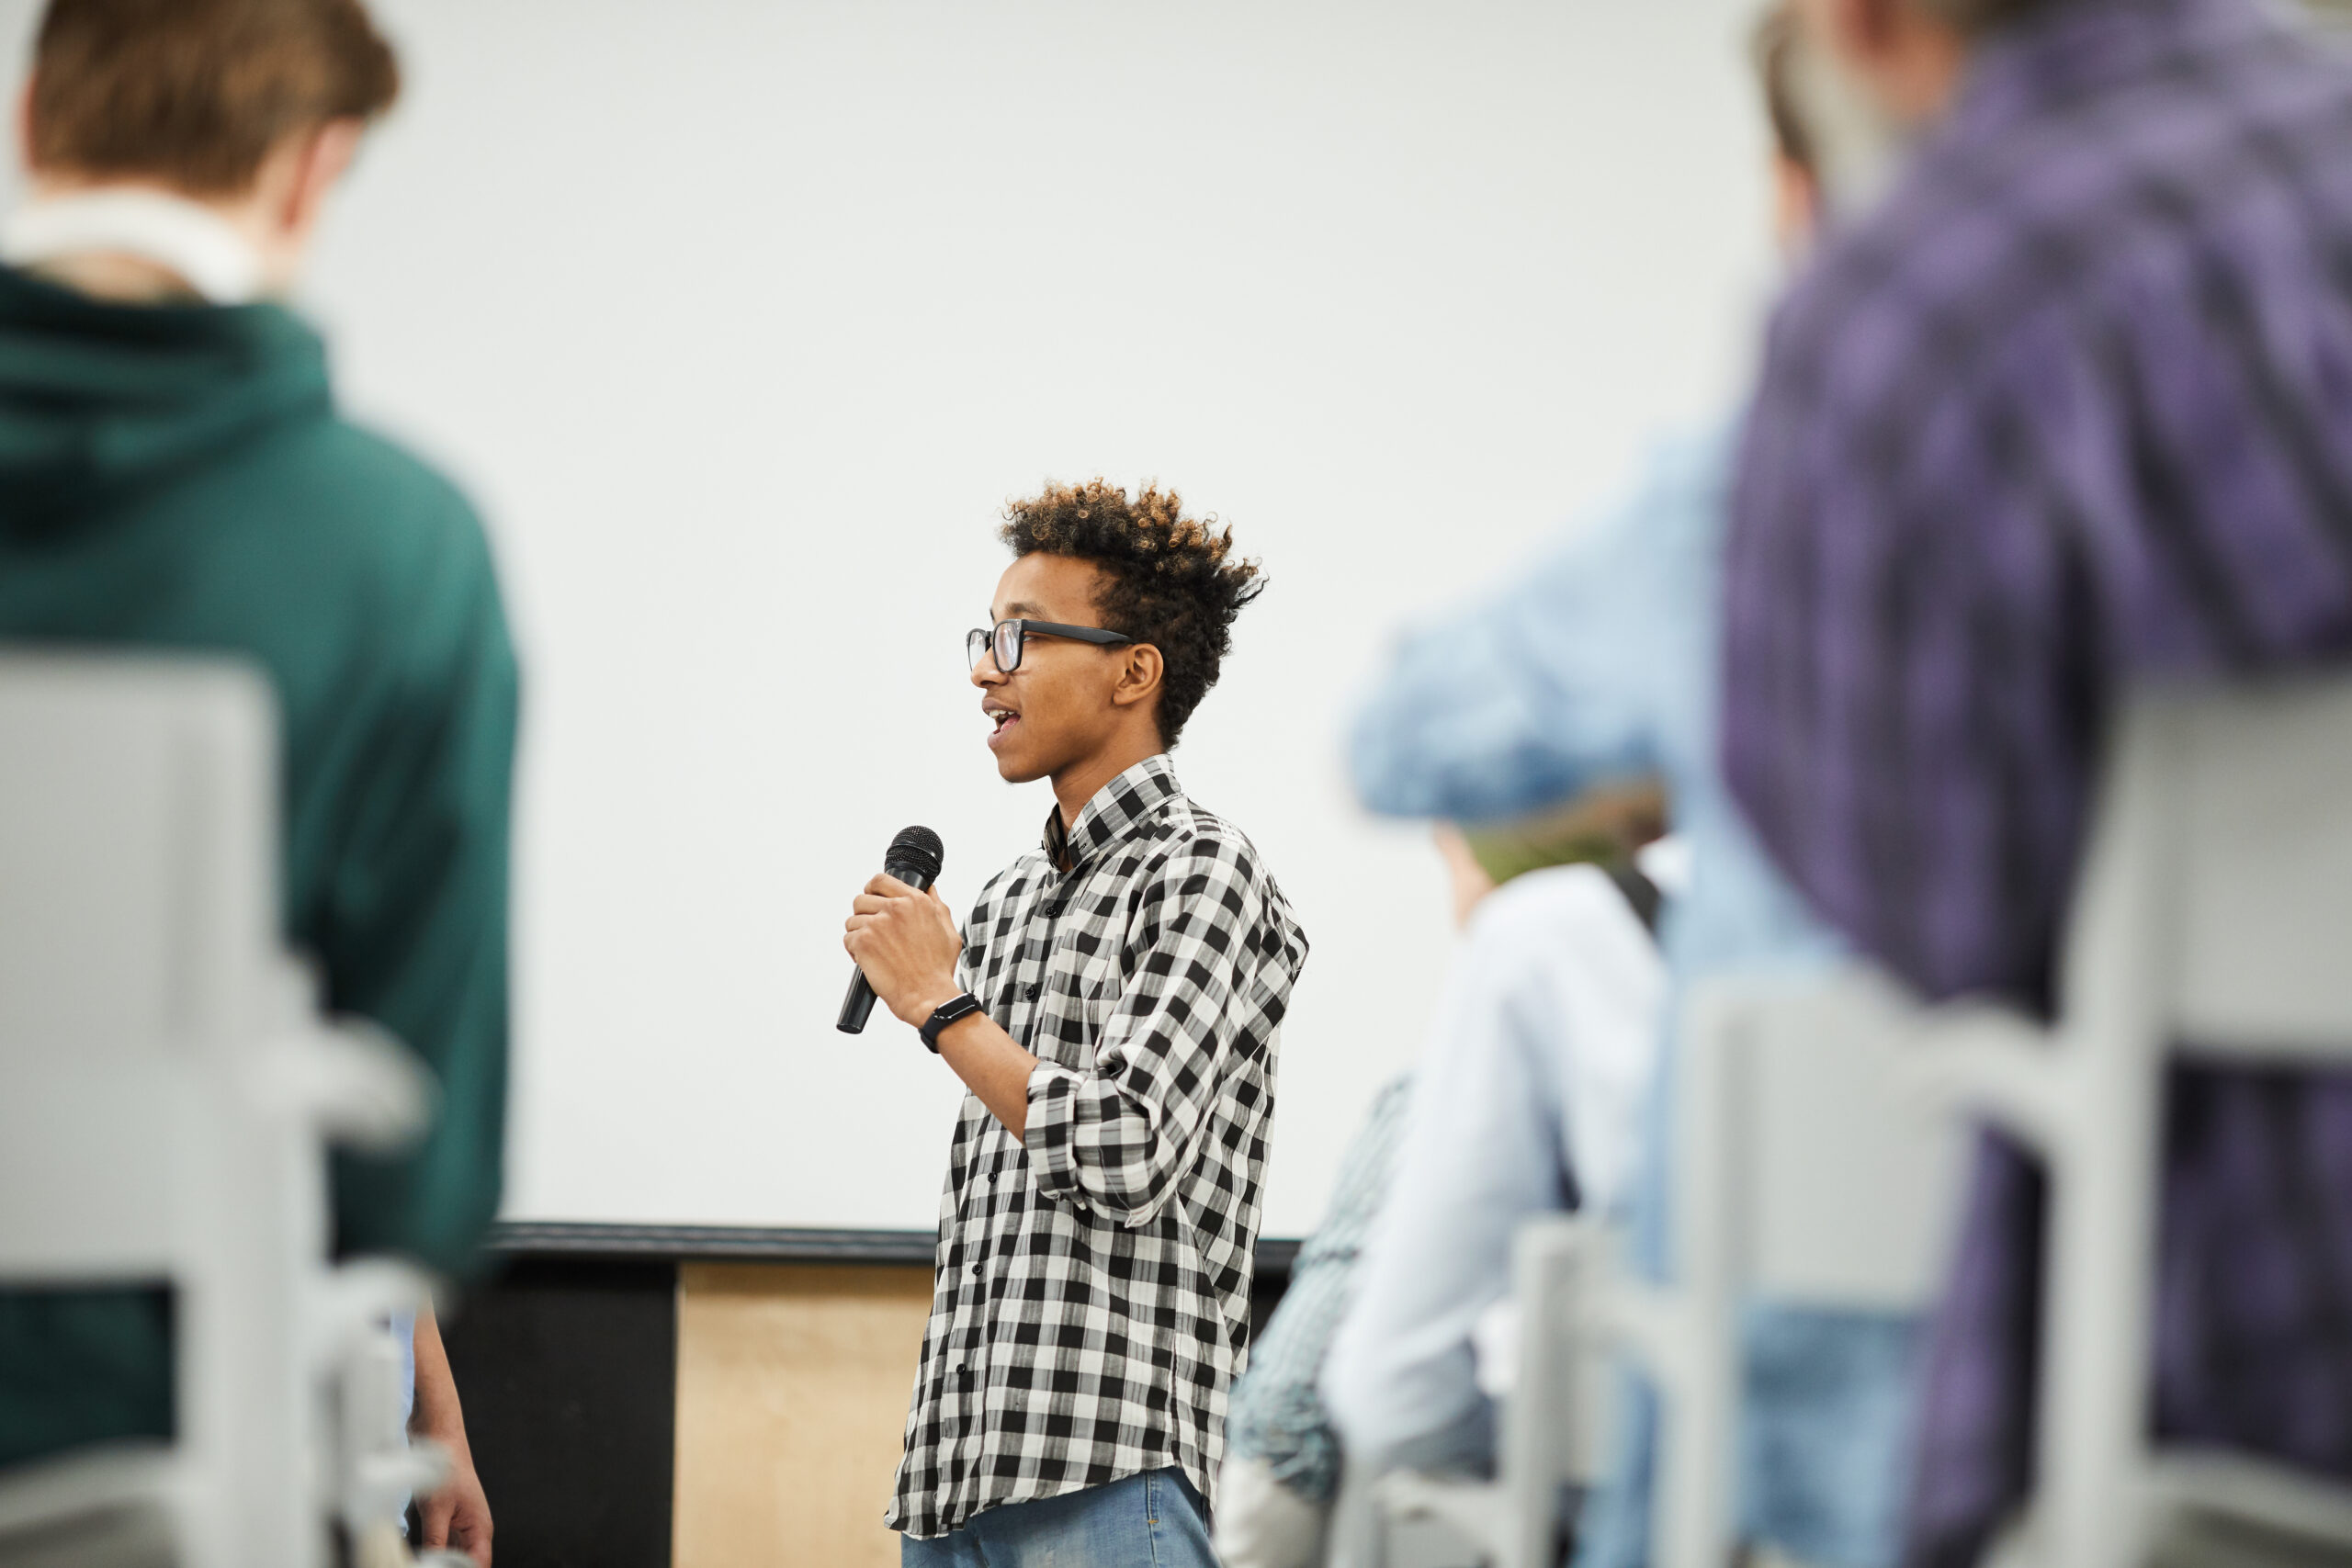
[1001,600,1048,616]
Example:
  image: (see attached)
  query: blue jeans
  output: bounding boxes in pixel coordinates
[900,1469,1216,1567]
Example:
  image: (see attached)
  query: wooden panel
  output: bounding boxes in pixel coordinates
[673,1261,933,1568]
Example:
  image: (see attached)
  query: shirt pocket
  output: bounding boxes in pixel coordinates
[1042,926,1124,1065]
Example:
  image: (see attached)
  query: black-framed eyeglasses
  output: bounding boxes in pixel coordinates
[967,618,1136,673]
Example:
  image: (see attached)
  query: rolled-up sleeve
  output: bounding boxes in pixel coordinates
[1023,835,1285,1225]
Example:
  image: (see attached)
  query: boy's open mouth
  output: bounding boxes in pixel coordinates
[986,705,1020,749]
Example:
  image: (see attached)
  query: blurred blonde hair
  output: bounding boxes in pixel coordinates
[1458,779,1668,890]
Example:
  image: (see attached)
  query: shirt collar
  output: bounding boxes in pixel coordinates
[1041,755,1182,872]
[0,189,267,305]
[1947,0,2278,145]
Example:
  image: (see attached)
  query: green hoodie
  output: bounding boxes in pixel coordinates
[0,265,515,1465]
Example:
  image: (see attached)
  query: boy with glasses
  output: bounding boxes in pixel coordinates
[842,479,1307,1565]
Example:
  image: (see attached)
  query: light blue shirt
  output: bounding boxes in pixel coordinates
[393,1309,416,1427]
[1346,426,1917,1568]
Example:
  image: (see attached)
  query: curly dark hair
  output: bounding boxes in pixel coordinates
[1000,479,1264,748]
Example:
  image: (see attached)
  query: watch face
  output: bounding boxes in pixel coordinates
[922,995,978,1050]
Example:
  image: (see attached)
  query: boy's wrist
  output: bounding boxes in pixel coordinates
[409,1401,467,1447]
[903,984,967,1029]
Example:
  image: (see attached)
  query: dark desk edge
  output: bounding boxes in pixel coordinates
[487,1221,1303,1278]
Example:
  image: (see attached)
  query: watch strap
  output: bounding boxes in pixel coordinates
[919,991,985,1054]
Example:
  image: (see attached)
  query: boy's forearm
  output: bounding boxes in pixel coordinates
[931,1007,1037,1140]
[409,1303,470,1450]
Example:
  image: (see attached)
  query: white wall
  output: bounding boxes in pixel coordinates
[0,0,1772,1235]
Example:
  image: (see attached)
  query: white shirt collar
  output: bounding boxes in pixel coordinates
[1636,832,1693,898]
[1,189,266,305]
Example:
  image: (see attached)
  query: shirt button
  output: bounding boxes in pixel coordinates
[1025,983,1040,1000]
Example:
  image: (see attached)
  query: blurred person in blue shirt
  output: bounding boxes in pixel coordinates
[1345,12,1923,1566]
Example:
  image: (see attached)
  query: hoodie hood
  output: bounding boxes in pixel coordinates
[0,264,331,532]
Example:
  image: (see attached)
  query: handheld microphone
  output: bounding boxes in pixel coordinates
[838,825,946,1034]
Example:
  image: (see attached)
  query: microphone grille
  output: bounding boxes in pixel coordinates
[887,825,944,882]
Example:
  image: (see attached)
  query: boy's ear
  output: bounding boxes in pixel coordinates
[1111,643,1164,712]
[281,118,364,232]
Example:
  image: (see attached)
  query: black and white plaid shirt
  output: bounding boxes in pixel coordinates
[887,756,1308,1538]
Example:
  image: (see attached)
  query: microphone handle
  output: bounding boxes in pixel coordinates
[837,968,882,1034]
[837,859,940,1035]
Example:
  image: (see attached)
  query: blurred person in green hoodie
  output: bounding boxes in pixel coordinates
[0,0,511,1559]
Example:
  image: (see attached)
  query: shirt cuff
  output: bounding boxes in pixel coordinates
[1023,1062,1086,1205]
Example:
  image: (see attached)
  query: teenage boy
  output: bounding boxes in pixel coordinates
[0,1,508,1559]
[842,479,1308,1565]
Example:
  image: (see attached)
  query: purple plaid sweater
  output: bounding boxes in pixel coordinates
[1721,1,2352,1562]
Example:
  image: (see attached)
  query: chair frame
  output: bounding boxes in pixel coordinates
[1917,677,2352,1568]
[0,655,446,1568]
[1371,1215,1612,1568]
[1598,968,1967,1568]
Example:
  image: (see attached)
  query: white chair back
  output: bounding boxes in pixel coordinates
[2092,679,2352,1057]
[1730,973,1969,1308]
[0,658,277,1062]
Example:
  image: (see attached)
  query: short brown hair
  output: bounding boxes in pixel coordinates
[30,0,400,197]
[1000,479,1264,748]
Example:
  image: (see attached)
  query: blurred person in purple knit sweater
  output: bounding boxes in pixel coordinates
[1724,0,2352,1563]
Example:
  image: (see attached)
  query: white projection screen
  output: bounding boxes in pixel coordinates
[0,0,1772,1237]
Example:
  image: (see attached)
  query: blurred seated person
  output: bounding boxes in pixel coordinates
[1724,0,2352,1562]
[1218,789,1670,1568]
[1343,13,1925,1567]
[1321,792,1673,1485]
[0,0,510,1557]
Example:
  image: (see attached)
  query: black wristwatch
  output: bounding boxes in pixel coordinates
[918,992,985,1054]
